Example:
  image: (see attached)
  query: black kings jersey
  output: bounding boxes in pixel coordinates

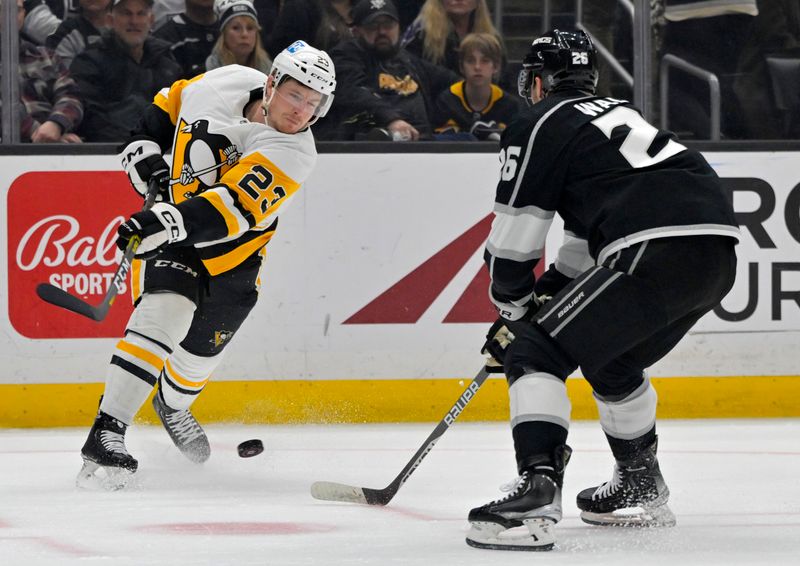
[485,91,740,307]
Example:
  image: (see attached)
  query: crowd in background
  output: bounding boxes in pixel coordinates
[3,0,800,143]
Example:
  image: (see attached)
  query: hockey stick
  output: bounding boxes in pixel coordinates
[310,366,491,506]
[35,178,161,321]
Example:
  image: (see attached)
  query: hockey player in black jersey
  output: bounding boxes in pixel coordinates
[466,29,740,551]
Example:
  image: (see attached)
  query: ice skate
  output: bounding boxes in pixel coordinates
[577,438,676,527]
[152,388,210,463]
[466,445,571,551]
[77,411,138,491]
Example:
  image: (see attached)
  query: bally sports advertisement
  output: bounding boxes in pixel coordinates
[1,151,798,424]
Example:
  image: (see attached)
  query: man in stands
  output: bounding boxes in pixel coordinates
[322,0,457,141]
[70,0,181,142]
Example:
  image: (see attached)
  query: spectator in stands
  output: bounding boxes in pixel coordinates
[12,0,84,142]
[433,32,519,141]
[70,0,182,142]
[21,0,67,43]
[323,0,458,141]
[205,0,271,73]
[267,0,353,55]
[155,0,219,78]
[733,0,800,139]
[400,0,504,79]
[46,0,111,68]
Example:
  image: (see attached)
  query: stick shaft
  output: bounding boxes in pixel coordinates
[35,178,160,321]
[311,367,491,505]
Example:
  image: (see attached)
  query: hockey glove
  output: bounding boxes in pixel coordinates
[494,293,554,336]
[119,138,170,201]
[535,264,575,299]
[117,203,188,260]
[482,318,515,373]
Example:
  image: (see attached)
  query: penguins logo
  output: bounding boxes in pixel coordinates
[212,330,234,348]
[170,119,241,201]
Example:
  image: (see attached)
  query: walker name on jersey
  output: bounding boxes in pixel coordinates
[7,171,140,338]
[573,97,627,117]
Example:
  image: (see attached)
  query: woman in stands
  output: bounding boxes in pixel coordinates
[401,0,503,77]
[206,0,272,73]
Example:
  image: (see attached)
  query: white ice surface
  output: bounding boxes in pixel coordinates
[1,420,798,565]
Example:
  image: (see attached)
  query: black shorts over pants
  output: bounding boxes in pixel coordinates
[504,235,738,398]
[137,245,262,357]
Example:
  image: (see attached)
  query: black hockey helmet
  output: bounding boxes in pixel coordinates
[518,29,598,102]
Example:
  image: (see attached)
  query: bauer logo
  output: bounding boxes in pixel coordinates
[7,171,140,338]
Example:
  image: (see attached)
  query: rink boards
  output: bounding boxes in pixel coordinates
[1,150,798,426]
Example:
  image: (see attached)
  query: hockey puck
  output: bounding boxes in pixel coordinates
[237,439,264,458]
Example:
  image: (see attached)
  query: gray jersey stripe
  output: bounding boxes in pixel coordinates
[485,244,544,262]
[493,203,555,219]
[510,413,571,430]
[597,224,741,264]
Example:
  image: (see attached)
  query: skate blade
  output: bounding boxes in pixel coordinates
[580,503,676,527]
[466,518,556,551]
[178,443,210,464]
[76,460,136,491]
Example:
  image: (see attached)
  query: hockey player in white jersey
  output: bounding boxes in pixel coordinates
[466,30,738,550]
[77,40,335,489]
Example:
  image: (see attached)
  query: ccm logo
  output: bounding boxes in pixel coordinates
[153,260,198,277]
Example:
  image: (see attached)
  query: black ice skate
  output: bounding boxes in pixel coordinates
[77,410,138,490]
[466,445,571,551]
[152,388,210,464]
[576,438,675,527]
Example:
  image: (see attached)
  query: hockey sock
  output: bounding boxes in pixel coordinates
[158,346,223,411]
[513,422,569,472]
[101,333,169,424]
[509,372,571,473]
[594,377,658,461]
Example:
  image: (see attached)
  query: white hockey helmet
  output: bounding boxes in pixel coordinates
[266,40,336,122]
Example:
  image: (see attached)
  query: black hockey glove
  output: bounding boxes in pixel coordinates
[482,318,515,373]
[119,138,170,201]
[117,203,188,260]
[534,264,575,299]
[495,294,554,335]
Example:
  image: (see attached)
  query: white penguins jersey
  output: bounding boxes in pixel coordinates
[150,65,317,275]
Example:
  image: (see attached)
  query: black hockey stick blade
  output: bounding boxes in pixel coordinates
[310,367,491,506]
[36,282,112,321]
[34,178,159,321]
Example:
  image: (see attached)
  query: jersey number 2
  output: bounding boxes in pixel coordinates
[591,107,686,169]
[238,164,286,214]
